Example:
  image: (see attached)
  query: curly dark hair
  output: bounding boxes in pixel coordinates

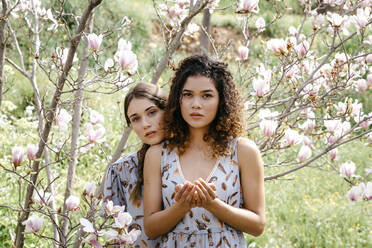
[165,55,244,158]
[123,82,167,201]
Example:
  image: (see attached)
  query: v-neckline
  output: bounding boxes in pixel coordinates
[174,150,220,183]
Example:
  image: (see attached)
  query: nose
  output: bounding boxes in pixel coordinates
[191,96,201,109]
[142,116,151,129]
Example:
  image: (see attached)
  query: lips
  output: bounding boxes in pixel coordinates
[145,131,156,137]
[190,112,203,117]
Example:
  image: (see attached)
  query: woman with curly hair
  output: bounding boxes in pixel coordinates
[103,82,167,247]
[143,55,265,247]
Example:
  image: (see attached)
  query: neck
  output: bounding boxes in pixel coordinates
[188,126,208,148]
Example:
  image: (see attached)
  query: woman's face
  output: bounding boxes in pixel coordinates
[180,75,219,131]
[127,97,165,145]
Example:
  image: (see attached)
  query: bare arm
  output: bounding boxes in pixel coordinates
[143,145,196,239]
[195,138,266,236]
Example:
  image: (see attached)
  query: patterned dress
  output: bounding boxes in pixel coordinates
[103,152,161,248]
[160,138,247,247]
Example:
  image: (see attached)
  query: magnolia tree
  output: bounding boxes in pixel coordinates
[0,0,371,247]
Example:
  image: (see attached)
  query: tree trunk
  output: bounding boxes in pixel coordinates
[200,8,211,54]
[0,0,8,111]
[14,1,103,247]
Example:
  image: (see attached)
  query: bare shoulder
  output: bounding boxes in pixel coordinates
[237,137,261,156]
[144,144,163,165]
[237,137,263,169]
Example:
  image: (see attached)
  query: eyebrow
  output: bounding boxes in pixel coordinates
[128,105,156,118]
[182,89,215,93]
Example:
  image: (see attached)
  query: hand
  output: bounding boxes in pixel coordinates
[174,181,197,210]
[193,178,217,209]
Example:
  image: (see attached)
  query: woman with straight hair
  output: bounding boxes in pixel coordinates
[143,55,265,247]
[103,82,167,247]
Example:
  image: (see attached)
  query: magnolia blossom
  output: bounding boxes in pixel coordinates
[12,146,24,167]
[104,58,114,72]
[298,145,312,162]
[267,39,286,55]
[253,77,270,97]
[324,119,341,133]
[113,212,132,229]
[367,74,372,86]
[237,0,260,13]
[366,54,372,64]
[34,190,53,206]
[364,182,372,200]
[339,161,356,178]
[238,45,249,60]
[119,229,141,245]
[87,33,103,51]
[22,214,43,233]
[185,23,200,36]
[80,218,95,233]
[259,119,277,137]
[352,8,370,30]
[327,12,346,28]
[295,40,310,57]
[55,108,72,130]
[66,195,80,211]
[118,50,138,75]
[117,39,132,52]
[87,123,105,143]
[350,100,363,118]
[329,148,338,160]
[288,26,297,35]
[334,102,347,115]
[299,119,316,131]
[83,182,95,198]
[90,110,104,125]
[285,129,301,145]
[346,185,363,203]
[255,17,265,32]
[104,200,125,216]
[27,144,38,160]
[302,136,312,147]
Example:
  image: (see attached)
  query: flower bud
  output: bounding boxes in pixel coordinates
[27,144,38,160]
[12,146,24,167]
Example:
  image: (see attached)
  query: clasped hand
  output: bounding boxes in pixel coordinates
[174,178,217,210]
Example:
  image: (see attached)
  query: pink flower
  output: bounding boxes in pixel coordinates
[117,39,132,52]
[118,50,138,75]
[327,12,346,28]
[285,129,300,145]
[168,5,183,19]
[367,74,372,86]
[334,102,347,115]
[366,54,372,64]
[22,214,43,233]
[27,144,38,160]
[113,212,132,229]
[253,77,270,97]
[329,148,338,160]
[176,0,188,8]
[255,17,265,32]
[66,195,80,211]
[267,39,286,55]
[352,8,370,30]
[346,185,363,203]
[104,58,114,72]
[351,100,363,118]
[33,190,53,206]
[295,40,310,57]
[80,218,95,233]
[298,145,312,162]
[237,0,260,14]
[259,119,277,137]
[83,182,95,198]
[299,119,316,131]
[238,45,249,60]
[302,136,312,147]
[87,123,105,143]
[12,146,24,167]
[55,108,72,130]
[364,182,372,200]
[356,79,367,92]
[324,120,342,133]
[90,110,104,125]
[339,161,356,178]
[87,33,103,52]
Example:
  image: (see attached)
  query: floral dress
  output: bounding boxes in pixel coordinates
[160,138,247,247]
[103,152,161,248]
